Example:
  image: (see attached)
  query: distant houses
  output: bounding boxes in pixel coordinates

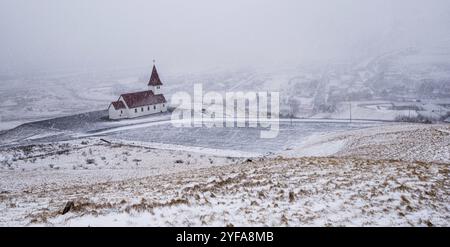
[108,65,167,120]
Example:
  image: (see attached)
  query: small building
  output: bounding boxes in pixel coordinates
[108,65,168,120]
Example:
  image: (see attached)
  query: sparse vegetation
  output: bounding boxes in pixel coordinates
[86,159,96,165]
[395,113,435,124]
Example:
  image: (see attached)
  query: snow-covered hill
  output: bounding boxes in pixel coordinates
[0,124,448,226]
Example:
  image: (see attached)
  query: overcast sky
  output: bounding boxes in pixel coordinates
[1,0,449,75]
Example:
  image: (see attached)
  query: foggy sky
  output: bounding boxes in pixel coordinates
[1,0,450,75]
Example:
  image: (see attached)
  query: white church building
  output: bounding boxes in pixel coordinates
[108,65,168,120]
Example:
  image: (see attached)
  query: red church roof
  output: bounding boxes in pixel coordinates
[148,65,163,86]
[111,101,126,110]
[120,90,166,108]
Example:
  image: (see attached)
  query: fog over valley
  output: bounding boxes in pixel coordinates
[1,0,450,127]
[1,0,450,73]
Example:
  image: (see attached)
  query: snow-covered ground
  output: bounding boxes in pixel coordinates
[45,156,447,227]
[0,138,243,226]
[0,123,448,226]
[282,124,450,163]
[312,100,450,121]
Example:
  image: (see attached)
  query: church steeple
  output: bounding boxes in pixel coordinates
[148,62,163,94]
[148,64,163,86]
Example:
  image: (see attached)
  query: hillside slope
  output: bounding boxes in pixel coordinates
[0,124,448,226]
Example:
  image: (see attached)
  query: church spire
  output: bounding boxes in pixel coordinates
[148,63,163,86]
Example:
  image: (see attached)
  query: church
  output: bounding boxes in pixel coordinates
[108,64,168,120]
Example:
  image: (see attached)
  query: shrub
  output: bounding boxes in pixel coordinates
[395,113,435,124]
[86,158,96,164]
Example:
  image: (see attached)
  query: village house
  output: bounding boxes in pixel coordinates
[108,65,167,120]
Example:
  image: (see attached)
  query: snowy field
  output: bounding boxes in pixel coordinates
[282,124,450,163]
[0,123,448,226]
[44,156,447,227]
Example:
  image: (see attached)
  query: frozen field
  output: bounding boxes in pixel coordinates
[104,121,382,155]
[0,110,383,154]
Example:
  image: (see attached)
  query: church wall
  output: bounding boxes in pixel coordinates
[109,106,126,120]
[127,103,167,118]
